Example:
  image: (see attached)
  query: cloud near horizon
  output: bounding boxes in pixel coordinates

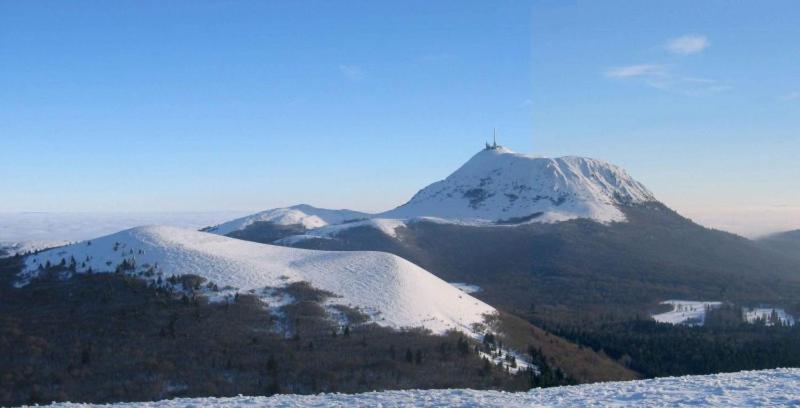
[665,35,710,55]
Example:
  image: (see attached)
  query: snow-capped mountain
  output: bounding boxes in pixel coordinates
[19,226,494,334]
[381,146,655,224]
[207,205,368,235]
[207,146,656,242]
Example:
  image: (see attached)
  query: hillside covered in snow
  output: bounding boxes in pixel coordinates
[42,368,800,407]
[18,226,494,334]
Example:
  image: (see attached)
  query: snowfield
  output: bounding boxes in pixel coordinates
[652,300,722,326]
[39,368,800,407]
[18,226,495,334]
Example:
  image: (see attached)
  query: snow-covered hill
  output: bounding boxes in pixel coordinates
[382,146,655,224]
[41,368,800,407]
[206,146,656,242]
[18,226,494,334]
[207,204,369,235]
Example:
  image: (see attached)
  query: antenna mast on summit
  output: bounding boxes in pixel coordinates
[493,128,497,148]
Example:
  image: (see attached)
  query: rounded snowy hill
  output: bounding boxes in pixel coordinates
[381,146,655,224]
[19,226,494,334]
[208,204,368,235]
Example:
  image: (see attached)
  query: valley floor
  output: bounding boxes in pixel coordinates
[39,368,799,407]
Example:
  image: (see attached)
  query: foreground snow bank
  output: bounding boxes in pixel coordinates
[41,368,800,407]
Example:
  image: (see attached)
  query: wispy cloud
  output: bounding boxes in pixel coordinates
[646,75,731,96]
[606,63,730,96]
[605,64,666,78]
[606,34,724,96]
[338,64,364,81]
[665,35,710,55]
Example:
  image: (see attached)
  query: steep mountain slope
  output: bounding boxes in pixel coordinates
[381,146,655,224]
[19,226,493,334]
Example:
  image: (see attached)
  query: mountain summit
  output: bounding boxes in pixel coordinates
[381,146,655,224]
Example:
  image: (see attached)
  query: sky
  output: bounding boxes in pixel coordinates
[1,0,798,237]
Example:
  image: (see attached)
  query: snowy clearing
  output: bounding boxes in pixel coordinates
[38,368,800,407]
[19,226,494,335]
[651,300,722,326]
[743,307,796,326]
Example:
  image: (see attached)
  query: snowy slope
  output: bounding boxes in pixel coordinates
[42,368,800,407]
[208,204,369,235]
[18,226,493,334]
[652,300,722,326]
[381,146,655,224]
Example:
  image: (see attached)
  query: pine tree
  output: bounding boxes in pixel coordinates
[457,336,470,355]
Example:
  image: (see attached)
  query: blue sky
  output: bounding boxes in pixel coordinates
[1,0,798,236]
